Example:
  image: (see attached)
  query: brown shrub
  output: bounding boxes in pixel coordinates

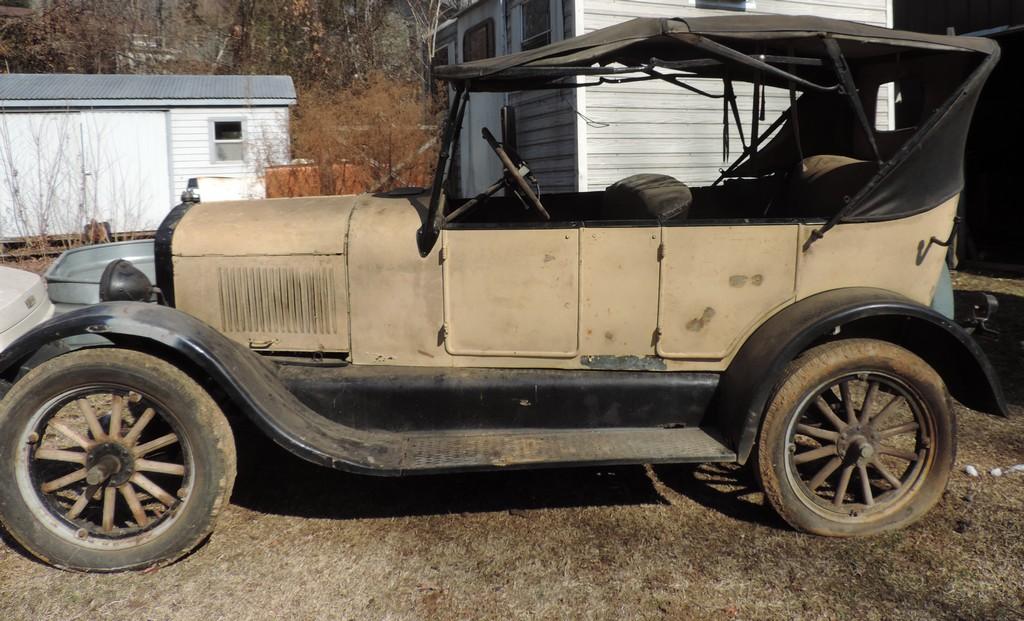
[265,163,376,198]
[289,74,443,196]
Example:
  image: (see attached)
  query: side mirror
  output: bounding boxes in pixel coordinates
[99,260,160,303]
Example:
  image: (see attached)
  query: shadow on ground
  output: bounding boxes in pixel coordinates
[651,462,785,529]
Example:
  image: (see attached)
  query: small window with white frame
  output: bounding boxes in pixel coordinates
[521,0,551,51]
[210,119,244,163]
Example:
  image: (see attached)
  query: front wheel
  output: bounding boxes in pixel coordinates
[757,339,955,536]
[0,348,236,571]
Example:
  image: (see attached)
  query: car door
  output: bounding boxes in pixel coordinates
[656,223,799,361]
[578,223,662,361]
[442,224,580,358]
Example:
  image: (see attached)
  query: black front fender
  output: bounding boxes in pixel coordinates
[0,302,247,381]
[719,288,1009,465]
[0,302,401,474]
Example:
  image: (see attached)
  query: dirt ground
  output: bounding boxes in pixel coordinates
[1,271,1023,620]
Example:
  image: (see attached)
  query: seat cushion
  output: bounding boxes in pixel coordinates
[786,155,879,218]
[603,174,693,222]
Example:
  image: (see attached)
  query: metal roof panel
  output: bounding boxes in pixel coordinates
[0,74,296,103]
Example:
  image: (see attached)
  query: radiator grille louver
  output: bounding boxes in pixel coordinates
[217,266,339,335]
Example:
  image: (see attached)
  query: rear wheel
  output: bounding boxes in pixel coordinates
[0,348,236,571]
[757,339,954,536]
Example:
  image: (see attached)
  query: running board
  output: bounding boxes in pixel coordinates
[254,358,737,474]
[397,427,736,474]
[262,398,738,475]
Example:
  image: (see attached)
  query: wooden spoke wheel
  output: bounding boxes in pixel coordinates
[758,339,955,536]
[786,373,932,515]
[22,386,190,543]
[0,349,235,572]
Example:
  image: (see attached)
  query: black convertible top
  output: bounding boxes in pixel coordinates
[434,16,997,86]
[419,16,1001,254]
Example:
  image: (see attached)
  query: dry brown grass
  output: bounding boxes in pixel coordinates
[1,271,1023,620]
[0,256,52,275]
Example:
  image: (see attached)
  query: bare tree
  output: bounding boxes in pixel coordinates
[0,110,83,243]
[0,109,165,242]
[405,0,460,78]
[77,115,149,234]
[240,108,293,199]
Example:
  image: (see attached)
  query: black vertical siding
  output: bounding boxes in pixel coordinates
[895,0,1023,34]
[895,2,1024,263]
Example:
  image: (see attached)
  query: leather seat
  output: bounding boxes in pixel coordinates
[786,155,879,218]
[603,174,693,222]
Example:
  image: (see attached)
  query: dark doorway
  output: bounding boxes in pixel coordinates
[895,1,1024,266]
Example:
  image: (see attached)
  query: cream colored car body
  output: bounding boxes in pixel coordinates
[170,192,955,372]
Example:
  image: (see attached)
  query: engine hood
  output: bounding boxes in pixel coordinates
[172,195,360,257]
[160,192,428,355]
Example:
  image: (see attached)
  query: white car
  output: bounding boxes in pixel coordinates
[0,266,54,353]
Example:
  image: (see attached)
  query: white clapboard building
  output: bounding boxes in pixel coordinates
[436,0,894,196]
[0,74,295,237]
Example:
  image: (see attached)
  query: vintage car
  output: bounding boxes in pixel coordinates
[44,239,156,313]
[0,266,54,354]
[0,16,1007,572]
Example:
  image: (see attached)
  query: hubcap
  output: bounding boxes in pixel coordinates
[85,443,134,486]
[836,425,881,465]
[18,386,192,545]
[851,437,875,465]
[785,372,933,516]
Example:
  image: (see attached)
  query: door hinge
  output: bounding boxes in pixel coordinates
[441,322,450,340]
[653,327,662,343]
[439,246,448,263]
[657,242,665,262]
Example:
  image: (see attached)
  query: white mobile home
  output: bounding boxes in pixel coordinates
[0,74,295,237]
[437,0,893,196]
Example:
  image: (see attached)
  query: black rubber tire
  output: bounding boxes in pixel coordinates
[0,348,236,571]
[757,339,955,537]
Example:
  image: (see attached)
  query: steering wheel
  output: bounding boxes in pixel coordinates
[481,128,550,220]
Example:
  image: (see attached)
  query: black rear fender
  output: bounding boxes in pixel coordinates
[718,288,1008,465]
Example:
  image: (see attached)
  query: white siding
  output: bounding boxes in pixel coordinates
[456,1,507,195]
[0,102,291,237]
[0,109,175,234]
[0,112,83,237]
[581,0,893,191]
[509,89,579,193]
[508,0,578,194]
[168,106,290,202]
[446,0,579,194]
[0,110,174,235]
[80,110,171,231]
